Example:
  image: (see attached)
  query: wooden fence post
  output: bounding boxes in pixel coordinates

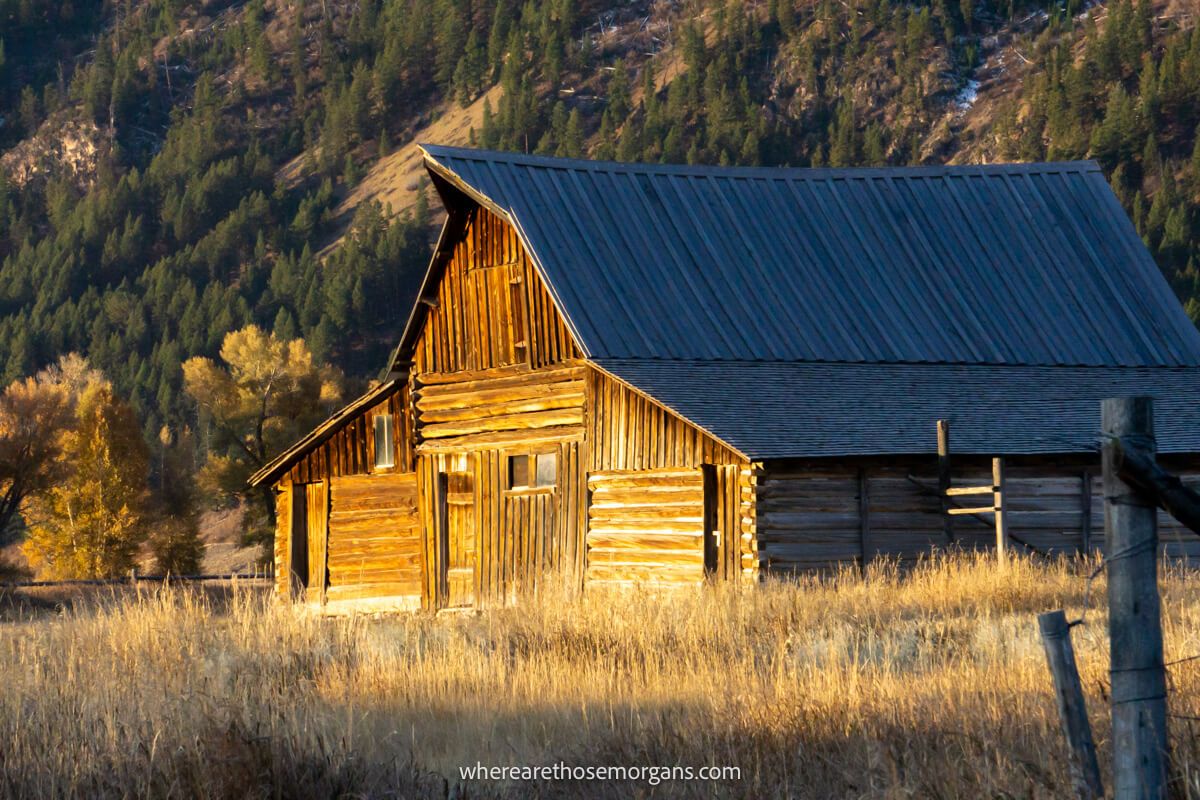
[1039,610,1104,799]
[1081,469,1093,555]
[1102,397,1168,799]
[937,419,954,544]
[858,467,871,576]
[993,457,1008,564]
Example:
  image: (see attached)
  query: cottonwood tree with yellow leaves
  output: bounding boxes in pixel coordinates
[22,378,152,580]
[183,325,342,549]
[0,379,72,545]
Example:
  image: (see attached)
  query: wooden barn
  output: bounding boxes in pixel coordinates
[249,146,1200,610]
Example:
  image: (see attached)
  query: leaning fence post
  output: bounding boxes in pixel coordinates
[1102,396,1168,799]
[1039,610,1103,799]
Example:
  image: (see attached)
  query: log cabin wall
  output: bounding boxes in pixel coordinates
[407,207,587,609]
[412,365,588,608]
[325,473,421,604]
[271,383,417,600]
[756,458,1200,573]
[584,369,756,586]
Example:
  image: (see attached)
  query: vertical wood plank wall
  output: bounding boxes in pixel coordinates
[412,366,587,608]
[304,482,328,603]
[412,206,578,375]
[274,488,291,597]
[283,386,413,485]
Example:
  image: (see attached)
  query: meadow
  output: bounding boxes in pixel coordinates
[3,554,1200,799]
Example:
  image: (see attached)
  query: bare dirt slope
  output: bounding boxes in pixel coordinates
[336,84,506,224]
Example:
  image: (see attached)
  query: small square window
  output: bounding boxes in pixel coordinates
[508,454,530,488]
[374,414,395,468]
[534,453,557,487]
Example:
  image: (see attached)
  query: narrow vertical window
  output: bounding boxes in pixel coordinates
[374,414,395,468]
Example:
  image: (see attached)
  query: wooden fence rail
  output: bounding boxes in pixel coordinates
[0,573,272,589]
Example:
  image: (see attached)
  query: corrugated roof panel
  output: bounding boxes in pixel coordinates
[595,360,1200,459]
[422,146,1200,367]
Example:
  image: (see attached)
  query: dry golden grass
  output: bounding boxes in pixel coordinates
[3,554,1200,798]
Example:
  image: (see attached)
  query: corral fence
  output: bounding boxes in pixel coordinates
[0,571,273,589]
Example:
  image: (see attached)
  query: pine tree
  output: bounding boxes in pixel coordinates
[607,59,631,122]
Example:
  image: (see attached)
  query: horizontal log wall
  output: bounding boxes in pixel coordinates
[757,469,862,572]
[413,206,578,375]
[285,385,413,484]
[326,473,421,602]
[585,368,756,583]
[586,469,705,585]
[414,362,586,454]
[757,460,1200,573]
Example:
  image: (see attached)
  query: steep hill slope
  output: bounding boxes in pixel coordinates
[0,0,1196,472]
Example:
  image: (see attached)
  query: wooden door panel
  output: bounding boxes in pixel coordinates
[703,465,741,581]
[305,482,328,602]
[501,492,556,594]
[445,470,476,606]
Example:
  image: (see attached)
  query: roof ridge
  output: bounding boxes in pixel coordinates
[420,143,1101,179]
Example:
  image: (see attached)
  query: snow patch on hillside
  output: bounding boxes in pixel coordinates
[955,79,981,111]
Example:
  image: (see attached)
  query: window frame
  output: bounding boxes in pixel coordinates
[506,449,557,494]
[373,412,396,470]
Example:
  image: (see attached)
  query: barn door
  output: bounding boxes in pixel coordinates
[439,470,476,607]
[289,486,309,597]
[702,465,740,580]
[305,481,328,603]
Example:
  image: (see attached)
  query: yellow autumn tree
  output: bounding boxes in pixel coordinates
[0,378,73,545]
[23,383,151,580]
[183,326,341,546]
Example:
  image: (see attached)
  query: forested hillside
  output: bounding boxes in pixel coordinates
[0,0,1197,546]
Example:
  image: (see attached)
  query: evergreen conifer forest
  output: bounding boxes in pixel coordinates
[0,0,1197,549]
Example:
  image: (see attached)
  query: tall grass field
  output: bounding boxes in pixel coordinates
[3,554,1200,798]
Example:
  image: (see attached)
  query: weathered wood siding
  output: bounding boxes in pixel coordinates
[304,481,328,603]
[412,363,588,609]
[583,369,755,585]
[587,369,742,470]
[325,473,421,602]
[415,363,586,453]
[586,469,705,585]
[273,487,291,598]
[757,460,1200,573]
[413,206,577,374]
[284,385,413,484]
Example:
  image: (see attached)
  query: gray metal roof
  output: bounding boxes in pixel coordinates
[595,360,1200,459]
[422,145,1200,368]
